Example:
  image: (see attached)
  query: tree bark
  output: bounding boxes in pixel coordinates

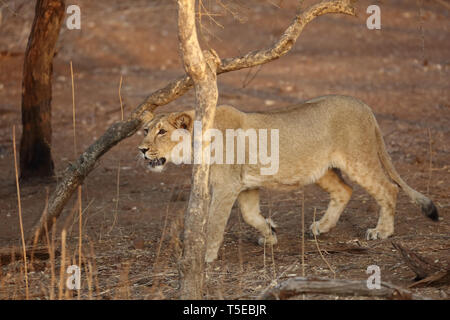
[176,0,220,300]
[259,277,430,300]
[20,0,65,180]
[28,0,356,250]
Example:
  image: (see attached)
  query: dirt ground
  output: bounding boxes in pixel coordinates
[0,0,449,300]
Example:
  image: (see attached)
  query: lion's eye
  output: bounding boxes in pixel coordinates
[143,128,149,136]
[158,129,167,135]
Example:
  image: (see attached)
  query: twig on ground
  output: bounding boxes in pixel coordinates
[58,230,67,300]
[259,277,431,300]
[392,241,450,288]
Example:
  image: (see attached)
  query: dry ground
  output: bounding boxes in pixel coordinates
[0,0,449,299]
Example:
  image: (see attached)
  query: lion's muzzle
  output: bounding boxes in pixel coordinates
[148,157,166,168]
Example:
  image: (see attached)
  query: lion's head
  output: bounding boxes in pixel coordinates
[138,111,193,172]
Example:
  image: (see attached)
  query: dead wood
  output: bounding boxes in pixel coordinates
[307,244,370,255]
[259,277,430,300]
[392,241,450,288]
[392,241,442,279]
[408,270,450,288]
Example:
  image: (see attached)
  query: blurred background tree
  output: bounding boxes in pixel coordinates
[20,0,65,180]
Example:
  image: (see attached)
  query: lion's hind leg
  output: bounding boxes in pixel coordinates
[343,159,399,240]
[238,189,278,246]
[310,168,353,236]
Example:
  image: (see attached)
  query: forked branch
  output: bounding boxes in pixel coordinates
[29,0,356,245]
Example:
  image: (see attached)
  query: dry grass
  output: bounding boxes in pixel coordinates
[0,181,448,300]
[109,75,124,234]
[70,61,77,157]
[312,208,336,279]
[12,125,28,299]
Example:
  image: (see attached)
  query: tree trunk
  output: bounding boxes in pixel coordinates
[177,0,220,299]
[20,0,65,180]
[27,0,356,253]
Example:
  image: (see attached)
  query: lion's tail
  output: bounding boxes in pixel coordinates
[373,119,439,221]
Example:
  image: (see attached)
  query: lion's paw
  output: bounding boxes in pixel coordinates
[258,234,278,246]
[365,228,392,240]
[309,221,321,237]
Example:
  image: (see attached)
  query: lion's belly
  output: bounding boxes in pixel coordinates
[241,164,329,190]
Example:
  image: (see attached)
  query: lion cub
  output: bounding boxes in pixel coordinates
[138,95,438,262]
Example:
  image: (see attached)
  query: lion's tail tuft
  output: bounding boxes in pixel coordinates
[373,118,439,221]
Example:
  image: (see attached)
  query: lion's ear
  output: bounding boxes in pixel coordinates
[169,113,192,130]
[141,111,154,125]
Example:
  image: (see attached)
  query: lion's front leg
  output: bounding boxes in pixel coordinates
[237,189,278,246]
[205,188,240,263]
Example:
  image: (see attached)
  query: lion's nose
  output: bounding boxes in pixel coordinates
[139,147,149,155]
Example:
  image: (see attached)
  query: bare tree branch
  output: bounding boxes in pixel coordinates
[218,0,356,72]
[259,277,430,300]
[29,0,356,248]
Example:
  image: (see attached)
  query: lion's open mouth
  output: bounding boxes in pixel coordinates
[148,157,166,168]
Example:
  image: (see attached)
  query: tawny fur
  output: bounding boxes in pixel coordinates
[138,95,438,263]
